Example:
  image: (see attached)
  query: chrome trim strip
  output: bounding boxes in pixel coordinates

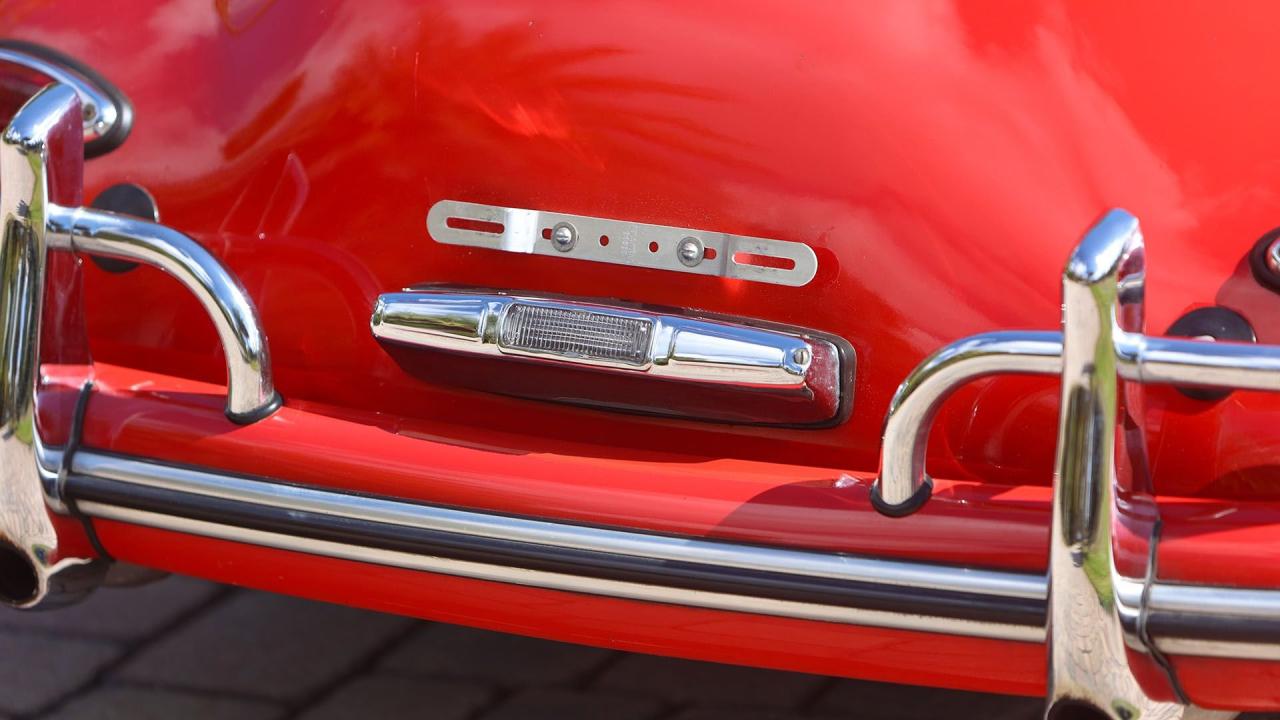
[65,446,1280,660]
[426,200,818,287]
[70,450,1043,601]
[62,448,1044,641]
[371,291,822,388]
[1155,638,1280,662]
[1147,582,1280,619]
[45,205,280,422]
[0,41,131,155]
[77,501,1041,642]
[1116,577,1280,661]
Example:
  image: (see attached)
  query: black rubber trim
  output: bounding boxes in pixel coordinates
[225,392,283,425]
[1146,611,1280,645]
[1165,306,1256,402]
[0,39,133,158]
[1137,519,1190,705]
[58,382,113,561]
[869,476,933,518]
[65,471,1044,628]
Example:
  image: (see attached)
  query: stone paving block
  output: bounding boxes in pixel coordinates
[0,575,221,642]
[595,654,824,709]
[46,684,284,720]
[670,709,835,720]
[117,590,411,701]
[381,623,614,687]
[815,678,1042,720]
[0,630,122,715]
[298,674,490,720]
[479,687,663,720]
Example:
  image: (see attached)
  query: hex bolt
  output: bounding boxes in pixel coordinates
[677,236,704,267]
[551,222,577,252]
[1268,238,1280,275]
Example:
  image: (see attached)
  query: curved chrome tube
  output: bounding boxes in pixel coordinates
[0,40,131,156]
[869,331,1062,515]
[46,205,280,422]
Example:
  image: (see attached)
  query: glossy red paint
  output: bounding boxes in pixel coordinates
[6,0,1275,496]
[10,0,1280,707]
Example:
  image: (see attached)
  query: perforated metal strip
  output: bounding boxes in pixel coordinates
[426,200,818,287]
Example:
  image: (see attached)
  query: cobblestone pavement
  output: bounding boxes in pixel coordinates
[0,574,1267,720]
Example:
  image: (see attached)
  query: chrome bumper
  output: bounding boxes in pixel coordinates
[871,210,1280,717]
[2,84,1276,717]
[0,84,278,607]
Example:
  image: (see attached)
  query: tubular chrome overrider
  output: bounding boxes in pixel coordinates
[869,331,1063,515]
[0,40,132,157]
[46,206,280,422]
[872,208,1280,714]
[371,291,823,387]
[0,84,278,606]
[874,256,1280,517]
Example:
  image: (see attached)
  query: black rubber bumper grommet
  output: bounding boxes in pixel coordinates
[1250,227,1280,294]
[225,392,283,425]
[1166,306,1256,402]
[869,476,933,518]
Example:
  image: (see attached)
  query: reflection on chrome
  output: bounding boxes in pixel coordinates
[0,84,105,608]
[372,290,823,388]
[869,331,1063,515]
[426,199,819,287]
[1045,210,1187,719]
[0,40,131,156]
[46,205,279,422]
[0,84,279,607]
[874,209,1280,716]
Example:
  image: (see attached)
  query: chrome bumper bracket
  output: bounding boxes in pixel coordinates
[0,84,279,607]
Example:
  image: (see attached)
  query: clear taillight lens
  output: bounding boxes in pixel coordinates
[499,304,653,366]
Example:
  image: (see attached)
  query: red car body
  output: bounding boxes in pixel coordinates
[4,1,1280,714]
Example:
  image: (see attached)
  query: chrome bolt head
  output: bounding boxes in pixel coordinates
[792,347,811,366]
[551,222,577,252]
[1267,238,1280,275]
[677,236,704,267]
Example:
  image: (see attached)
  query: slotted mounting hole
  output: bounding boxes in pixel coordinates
[733,252,795,270]
[447,217,505,234]
[599,235,610,246]
[703,247,718,260]
[542,227,552,240]
[648,241,659,253]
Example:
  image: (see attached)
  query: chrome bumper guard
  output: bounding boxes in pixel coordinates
[0,85,278,606]
[873,210,1280,717]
